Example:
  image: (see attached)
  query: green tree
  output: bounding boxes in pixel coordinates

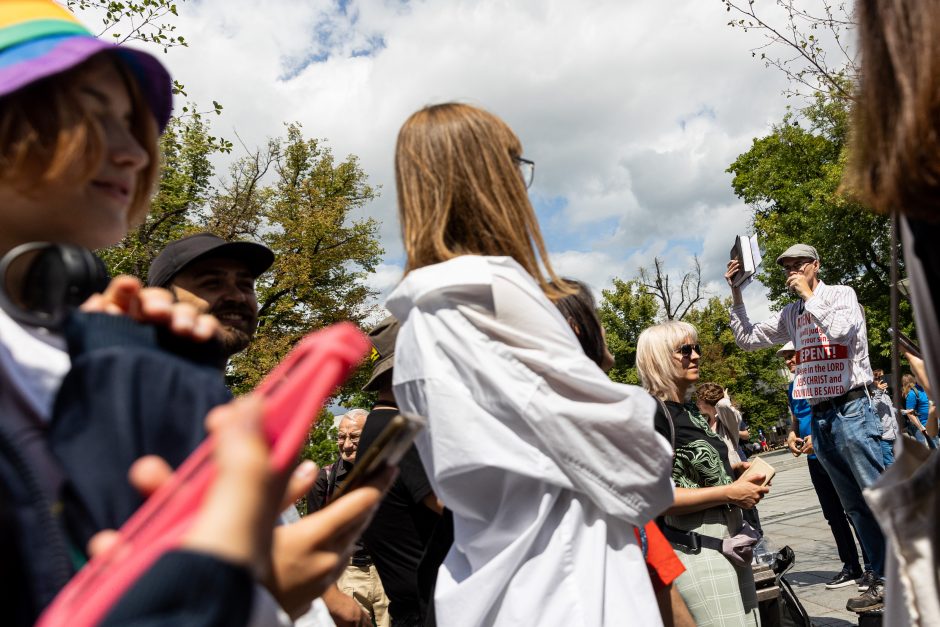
[684,297,788,432]
[726,91,914,370]
[598,278,661,385]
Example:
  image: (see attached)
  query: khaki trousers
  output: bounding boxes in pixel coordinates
[337,561,390,627]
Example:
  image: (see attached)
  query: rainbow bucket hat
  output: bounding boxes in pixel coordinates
[0,0,173,130]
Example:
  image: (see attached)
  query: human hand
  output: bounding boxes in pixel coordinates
[800,435,814,456]
[87,397,318,565]
[725,474,770,509]
[322,585,372,627]
[732,461,749,477]
[265,466,396,619]
[725,259,741,288]
[81,275,218,342]
[786,433,803,457]
[785,273,813,300]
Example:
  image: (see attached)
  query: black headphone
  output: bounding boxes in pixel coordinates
[0,242,110,330]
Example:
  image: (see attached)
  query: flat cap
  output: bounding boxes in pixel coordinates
[775,244,819,266]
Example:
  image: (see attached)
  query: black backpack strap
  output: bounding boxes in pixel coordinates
[656,398,677,454]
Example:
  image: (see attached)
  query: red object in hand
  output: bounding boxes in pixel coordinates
[38,322,370,627]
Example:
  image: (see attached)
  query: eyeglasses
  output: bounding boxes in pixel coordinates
[514,156,535,189]
[336,432,361,444]
[781,260,813,274]
[675,343,701,358]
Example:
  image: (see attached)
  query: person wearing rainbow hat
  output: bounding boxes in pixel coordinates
[0,4,389,626]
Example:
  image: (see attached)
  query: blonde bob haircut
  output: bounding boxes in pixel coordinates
[0,53,159,229]
[395,102,573,300]
[636,320,699,402]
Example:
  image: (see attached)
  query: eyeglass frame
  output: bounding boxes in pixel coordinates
[336,431,361,444]
[780,258,815,274]
[513,156,535,189]
[674,343,701,358]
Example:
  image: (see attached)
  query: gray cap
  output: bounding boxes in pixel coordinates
[776,341,795,356]
[775,243,819,266]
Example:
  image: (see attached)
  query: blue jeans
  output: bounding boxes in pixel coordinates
[880,439,895,467]
[811,396,887,578]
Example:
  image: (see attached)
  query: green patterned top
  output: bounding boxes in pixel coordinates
[653,400,734,489]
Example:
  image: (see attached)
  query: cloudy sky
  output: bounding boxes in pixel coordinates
[109,0,804,317]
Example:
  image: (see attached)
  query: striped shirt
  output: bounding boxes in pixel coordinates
[730,281,873,402]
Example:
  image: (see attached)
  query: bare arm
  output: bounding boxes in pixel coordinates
[664,477,768,516]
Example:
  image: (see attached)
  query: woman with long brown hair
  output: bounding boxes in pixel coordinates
[386,103,675,626]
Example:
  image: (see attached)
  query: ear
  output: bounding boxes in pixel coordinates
[566,316,581,337]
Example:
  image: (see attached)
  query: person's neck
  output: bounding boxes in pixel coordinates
[373,390,397,411]
[672,383,689,403]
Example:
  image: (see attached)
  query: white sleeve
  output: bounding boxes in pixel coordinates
[729,304,790,350]
[715,398,742,448]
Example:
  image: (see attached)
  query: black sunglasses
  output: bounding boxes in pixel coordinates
[675,343,701,358]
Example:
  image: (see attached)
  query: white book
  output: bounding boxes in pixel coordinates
[729,234,762,289]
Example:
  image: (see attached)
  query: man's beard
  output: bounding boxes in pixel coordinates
[217,325,253,357]
[211,303,257,358]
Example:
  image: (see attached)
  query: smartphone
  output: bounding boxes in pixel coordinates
[889,327,922,360]
[332,413,426,500]
[38,322,371,627]
[739,456,776,487]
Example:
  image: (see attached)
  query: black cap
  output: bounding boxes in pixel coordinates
[147,233,274,287]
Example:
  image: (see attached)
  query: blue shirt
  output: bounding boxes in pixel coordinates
[788,380,816,459]
[906,385,930,427]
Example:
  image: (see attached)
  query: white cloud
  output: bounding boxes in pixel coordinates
[95,0,802,313]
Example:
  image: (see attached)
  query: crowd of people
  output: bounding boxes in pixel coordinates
[2,0,940,626]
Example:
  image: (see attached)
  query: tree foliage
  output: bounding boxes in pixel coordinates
[685,297,788,431]
[65,0,189,52]
[599,278,659,385]
[722,0,857,101]
[599,279,788,431]
[726,91,914,369]
[101,120,383,395]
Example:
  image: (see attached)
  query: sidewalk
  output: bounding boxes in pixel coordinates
[757,449,861,627]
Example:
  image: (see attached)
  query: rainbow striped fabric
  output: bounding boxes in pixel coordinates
[0,0,173,130]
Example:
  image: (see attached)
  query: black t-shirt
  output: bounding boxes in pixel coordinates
[306,459,370,560]
[653,400,734,490]
[358,408,440,620]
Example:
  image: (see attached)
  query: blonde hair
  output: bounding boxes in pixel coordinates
[902,373,917,399]
[395,102,572,300]
[0,53,159,228]
[636,320,698,402]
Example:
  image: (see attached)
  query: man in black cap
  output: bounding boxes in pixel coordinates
[357,316,445,627]
[148,233,274,361]
[725,243,888,613]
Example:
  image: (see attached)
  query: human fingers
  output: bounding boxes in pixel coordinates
[134,287,175,323]
[127,455,174,497]
[80,275,143,315]
[745,473,766,486]
[281,461,319,510]
[87,529,120,558]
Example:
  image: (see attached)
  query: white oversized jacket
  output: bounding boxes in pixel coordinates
[386,256,674,627]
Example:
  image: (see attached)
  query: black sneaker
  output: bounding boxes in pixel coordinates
[857,570,876,591]
[826,567,862,589]
[846,580,885,613]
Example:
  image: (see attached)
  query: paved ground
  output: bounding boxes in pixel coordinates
[757,448,863,627]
